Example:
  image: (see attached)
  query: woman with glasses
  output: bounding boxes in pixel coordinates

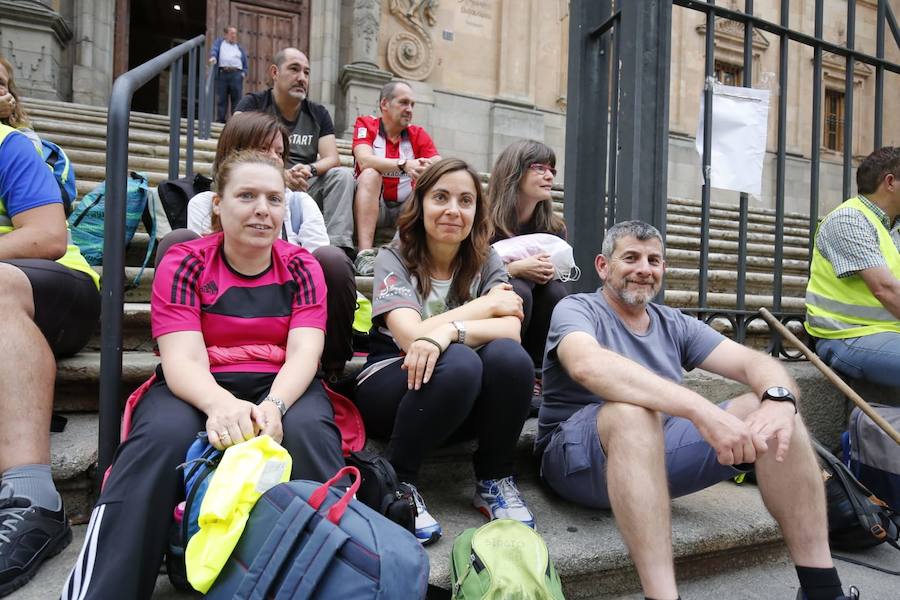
[487,140,569,404]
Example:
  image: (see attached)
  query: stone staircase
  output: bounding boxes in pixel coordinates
[20,99,853,599]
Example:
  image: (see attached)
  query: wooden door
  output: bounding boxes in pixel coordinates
[229,1,308,93]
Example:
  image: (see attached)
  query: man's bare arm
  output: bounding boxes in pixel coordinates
[314,134,341,173]
[557,331,710,419]
[353,144,407,174]
[860,266,900,319]
[558,330,769,465]
[0,204,68,260]
[697,337,799,400]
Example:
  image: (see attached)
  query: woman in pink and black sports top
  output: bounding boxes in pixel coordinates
[62,151,345,600]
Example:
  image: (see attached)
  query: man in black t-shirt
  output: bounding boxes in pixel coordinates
[235,48,355,252]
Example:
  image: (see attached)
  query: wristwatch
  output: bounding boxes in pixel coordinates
[309,164,318,178]
[451,320,466,345]
[397,157,407,173]
[263,395,287,416]
[761,386,797,413]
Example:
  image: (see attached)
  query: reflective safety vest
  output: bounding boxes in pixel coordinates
[0,124,99,289]
[805,196,900,339]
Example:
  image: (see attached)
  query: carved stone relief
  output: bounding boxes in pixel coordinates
[386,0,439,81]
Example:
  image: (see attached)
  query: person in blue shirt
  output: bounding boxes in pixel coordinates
[0,124,100,597]
[208,26,249,123]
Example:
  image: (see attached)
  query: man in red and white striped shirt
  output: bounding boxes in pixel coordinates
[351,81,440,275]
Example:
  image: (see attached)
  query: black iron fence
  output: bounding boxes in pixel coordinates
[565,0,900,357]
[98,34,213,478]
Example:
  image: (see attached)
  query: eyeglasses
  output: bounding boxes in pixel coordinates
[528,163,557,177]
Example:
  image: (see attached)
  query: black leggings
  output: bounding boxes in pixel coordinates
[64,370,346,600]
[355,338,533,483]
[510,277,568,368]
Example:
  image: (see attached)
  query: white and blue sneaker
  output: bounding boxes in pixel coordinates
[401,482,441,545]
[473,476,535,529]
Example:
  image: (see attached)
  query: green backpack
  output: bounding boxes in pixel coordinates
[451,520,566,600]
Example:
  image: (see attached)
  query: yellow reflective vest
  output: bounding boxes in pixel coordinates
[0,124,100,288]
[805,196,900,339]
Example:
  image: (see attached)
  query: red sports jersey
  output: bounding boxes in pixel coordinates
[151,233,327,373]
[352,115,438,203]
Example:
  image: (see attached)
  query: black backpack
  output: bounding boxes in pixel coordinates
[813,439,900,552]
[157,173,212,230]
[344,449,416,533]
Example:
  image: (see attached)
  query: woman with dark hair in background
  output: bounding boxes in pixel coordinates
[355,158,535,545]
[488,139,569,407]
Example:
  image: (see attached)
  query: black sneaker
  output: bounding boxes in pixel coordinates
[0,493,72,597]
[795,585,860,600]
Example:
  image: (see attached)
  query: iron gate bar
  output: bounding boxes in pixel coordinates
[698,0,715,309]
[588,10,620,39]
[564,0,612,293]
[772,0,788,315]
[615,0,671,240]
[673,0,900,75]
[875,0,885,149]
[100,34,212,482]
[888,3,900,47]
[167,57,183,181]
[187,46,197,179]
[607,19,621,230]
[809,0,823,266]
[843,0,856,202]
[735,0,755,336]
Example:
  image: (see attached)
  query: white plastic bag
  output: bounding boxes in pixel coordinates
[491,233,581,282]
[695,80,771,196]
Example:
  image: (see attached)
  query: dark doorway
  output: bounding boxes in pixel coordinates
[128,0,206,114]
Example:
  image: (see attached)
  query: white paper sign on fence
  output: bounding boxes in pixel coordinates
[695,82,771,196]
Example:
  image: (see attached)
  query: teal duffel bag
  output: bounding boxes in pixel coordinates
[451,519,565,599]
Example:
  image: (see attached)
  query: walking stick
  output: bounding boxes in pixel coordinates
[758,307,900,446]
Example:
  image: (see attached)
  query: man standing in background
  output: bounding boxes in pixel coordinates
[208,26,248,123]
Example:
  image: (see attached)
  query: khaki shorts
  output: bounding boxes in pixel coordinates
[539,401,748,509]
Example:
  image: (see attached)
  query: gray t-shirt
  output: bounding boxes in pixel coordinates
[357,245,509,383]
[535,291,726,452]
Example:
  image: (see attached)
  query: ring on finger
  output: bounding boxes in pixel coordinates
[220,430,230,439]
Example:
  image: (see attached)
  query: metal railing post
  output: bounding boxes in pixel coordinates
[99,35,206,481]
[564,0,614,293]
[615,0,672,236]
[698,0,715,310]
[168,57,183,181]
[186,46,197,178]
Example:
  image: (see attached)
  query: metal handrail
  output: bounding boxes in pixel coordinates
[99,34,213,480]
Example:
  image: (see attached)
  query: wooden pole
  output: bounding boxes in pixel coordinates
[758,308,900,445]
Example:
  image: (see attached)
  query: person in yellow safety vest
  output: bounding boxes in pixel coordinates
[805,146,900,387]
[0,122,100,598]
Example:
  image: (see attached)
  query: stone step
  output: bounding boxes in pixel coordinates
[664,248,809,276]
[26,481,786,600]
[665,267,808,295]
[50,360,849,501]
[41,358,853,598]
[27,514,899,600]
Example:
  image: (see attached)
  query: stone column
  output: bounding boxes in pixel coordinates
[489,0,543,164]
[338,0,393,135]
[71,0,115,106]
[0,0,73,100]
[309,0,342,116]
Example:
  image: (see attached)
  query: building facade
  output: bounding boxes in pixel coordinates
[1,0,898,213]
